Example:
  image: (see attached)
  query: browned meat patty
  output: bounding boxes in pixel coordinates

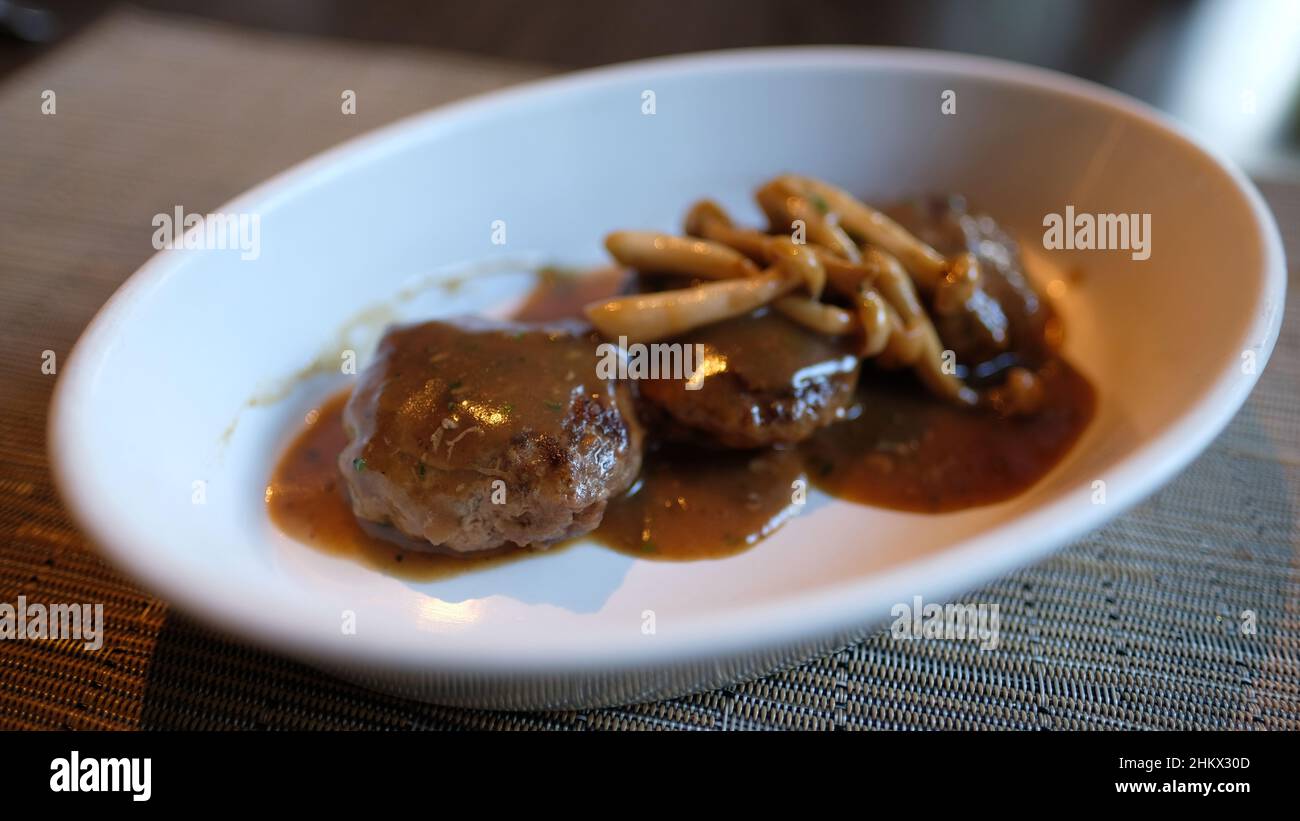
[889,197,1056,376]
[338,317,643,553]
[638,308,861,449]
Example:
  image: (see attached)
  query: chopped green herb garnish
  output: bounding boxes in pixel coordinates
[352,457,367,472]
[416,463,426,479]
[810,194,829,214]
[502,402,514,413]
[448,379,463,391]
[544,400,563,412]
[639,541,657,553]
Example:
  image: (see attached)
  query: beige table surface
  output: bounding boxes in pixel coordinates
[1,8,1296,729]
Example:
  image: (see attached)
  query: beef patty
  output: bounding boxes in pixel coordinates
[638,308,862,449]
[338,317,643,553]
[889,197,1057,375]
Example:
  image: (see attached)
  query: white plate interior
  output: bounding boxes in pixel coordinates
[51,49,1285,673]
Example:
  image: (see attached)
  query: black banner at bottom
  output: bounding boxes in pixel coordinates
[4,729,1285,806]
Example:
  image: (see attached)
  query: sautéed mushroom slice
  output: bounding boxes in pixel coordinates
[588,233,830,343]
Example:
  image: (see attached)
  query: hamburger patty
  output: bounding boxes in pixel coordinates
[338,317,643,553]
[889,197,1056,373]
[638,308,862,449]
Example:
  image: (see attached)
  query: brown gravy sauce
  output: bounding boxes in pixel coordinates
[597,444,806,559]
[268,267,1095,576]
[266,392,565,581]
[802,363,1094,512]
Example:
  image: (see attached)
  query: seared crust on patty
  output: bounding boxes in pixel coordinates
[338,317,643,553]
[638,309,861,449]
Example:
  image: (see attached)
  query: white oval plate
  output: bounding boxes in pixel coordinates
[50,48,1286,709]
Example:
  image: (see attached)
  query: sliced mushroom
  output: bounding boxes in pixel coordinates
[854,287,892,357]
[777,174,948,290]
[682,202,841,332]
[848,249,977,406]
[910,324,979,406]
[583,269,799,344]
[683,200,770,262]
[765,236,827,300]
[862,248,928,329]
[755,178,861,262]
[605,231,759,281]
[772,296,854,335]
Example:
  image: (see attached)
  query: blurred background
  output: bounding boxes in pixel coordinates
[2,0,1299,179]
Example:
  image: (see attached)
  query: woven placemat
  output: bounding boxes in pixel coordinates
[1,8,1296,730]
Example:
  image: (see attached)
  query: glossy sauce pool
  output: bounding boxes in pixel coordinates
[802,361,1095,512]
[267,269,1095,576]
